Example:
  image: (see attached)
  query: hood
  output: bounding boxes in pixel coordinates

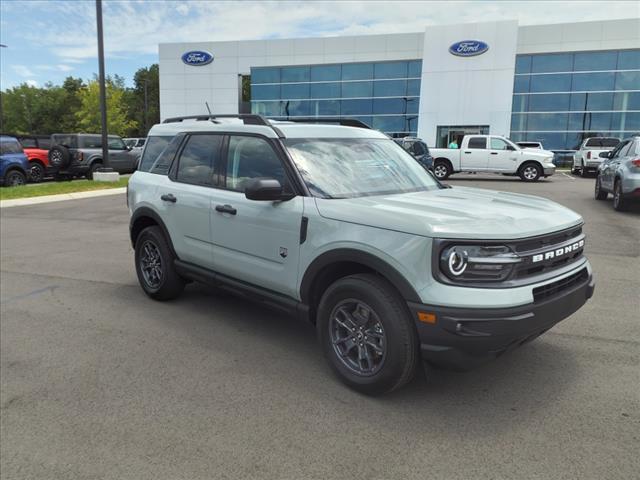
[314,186,583,240]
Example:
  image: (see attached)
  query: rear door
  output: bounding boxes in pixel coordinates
[209,134,304,298]
[158,133,224,270]
[461,136,488,170]
[488,137,518,172]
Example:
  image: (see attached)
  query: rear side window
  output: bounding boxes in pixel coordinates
[149,136,183,175]
[139,136,173,172]
[79,136,102,148]
[38,138,51,150]
[175,134,222,185]
[52,135,77,148]
[0,139,24,154]
[411,142,427,156]
[468,137,487,149]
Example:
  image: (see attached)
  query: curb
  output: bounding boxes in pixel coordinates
[0,187,126,208]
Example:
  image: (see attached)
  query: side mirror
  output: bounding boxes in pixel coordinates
[245,178,294,201]
[126,145,133,151]
[507,145,516,151]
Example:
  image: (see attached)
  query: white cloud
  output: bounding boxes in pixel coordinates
[58,64,73,72]
[12,65,36,77]
[25,79,38,87]
[12,0,640,63]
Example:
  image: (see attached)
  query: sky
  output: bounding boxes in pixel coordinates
[1,0,638,90]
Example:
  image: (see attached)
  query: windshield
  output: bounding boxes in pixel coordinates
[585,138,619,147]
[284,138,440,198]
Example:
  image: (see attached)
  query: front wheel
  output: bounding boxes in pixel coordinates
[29,162,45,183]
[317,274,418,395]
[595,175,608,200]
[135,226,185,300]
[4,170,26,187]
[433,161,451,180]
[519,163,541,182]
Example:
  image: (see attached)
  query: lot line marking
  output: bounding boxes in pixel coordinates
[562,173,575,180]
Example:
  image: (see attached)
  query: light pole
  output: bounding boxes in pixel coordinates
[0,44,6,132]
[95,0,110,171]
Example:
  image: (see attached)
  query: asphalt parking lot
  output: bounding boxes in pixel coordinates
[1,173,638,479]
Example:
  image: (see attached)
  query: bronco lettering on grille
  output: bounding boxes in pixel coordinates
[531,239,585,263]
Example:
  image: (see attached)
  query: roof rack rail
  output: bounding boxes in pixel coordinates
[162,114,270,126]
[279,117,371,129]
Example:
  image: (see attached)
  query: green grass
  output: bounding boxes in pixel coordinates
[0,177,129,201]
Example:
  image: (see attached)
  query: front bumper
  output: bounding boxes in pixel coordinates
[408,268,594,370]
[543,164,556,176]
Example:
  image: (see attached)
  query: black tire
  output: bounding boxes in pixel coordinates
[433,160,451,180]
[87,162,102,180]
[613,179,629,212]
[29,162,45,183]
[48,145,71,168]
[317,273,418,395]
[594,175,607,200]
[134,226,185,300]
[519,162,541,182]
[4,169,26,187]
[580,161,589,178]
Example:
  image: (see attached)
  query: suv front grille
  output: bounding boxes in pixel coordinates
[533,268,588,303]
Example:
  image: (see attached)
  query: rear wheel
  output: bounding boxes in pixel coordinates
[519,163,541,182]
[317,274,418,395]
[4,170,26,187]
[135,226,185,300]
[87,162,102,180]
[433,160,451,180]
[613,179,629,211]
[29,162,45,183]
[594,175,607,200]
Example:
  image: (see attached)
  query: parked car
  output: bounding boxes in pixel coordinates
[393,137,433,170]
[0,135,30,187]
[430,134,556,181]
[516,141,544,150]
[572,137,620,177]
[124,137,146,151]
[127,114,594,395]
[16,134,51,183]
[595,135,640,211]
[48,133,140,180]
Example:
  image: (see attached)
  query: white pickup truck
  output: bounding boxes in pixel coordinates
[430,135,556,182]
[571,137,620,177]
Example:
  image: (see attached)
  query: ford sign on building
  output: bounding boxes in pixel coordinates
[160,18,640,151]
[449,40,489,57]
[181,50,214,66]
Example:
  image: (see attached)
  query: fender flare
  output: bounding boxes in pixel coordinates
[129,207,177,257]
[299,248,422,304]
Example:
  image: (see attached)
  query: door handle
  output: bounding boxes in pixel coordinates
[215,204,237,215]
[490,152,498,155]
[161,194,177,203]
[464,151,471,154]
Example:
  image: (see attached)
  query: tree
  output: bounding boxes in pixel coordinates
[75,78,137,136]
[128,64,159,136]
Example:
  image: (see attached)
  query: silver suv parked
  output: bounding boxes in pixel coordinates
[595,135,640,211]
[128,114,595,395]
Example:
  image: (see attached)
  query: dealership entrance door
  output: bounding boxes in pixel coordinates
[436,125,490,148]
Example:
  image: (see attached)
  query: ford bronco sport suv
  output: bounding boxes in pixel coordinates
[128,114,595,395]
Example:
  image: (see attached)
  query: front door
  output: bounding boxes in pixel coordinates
[209,134,303,298]
[107,137,131,172]
[461,136,488,170]
[488,137,518,171]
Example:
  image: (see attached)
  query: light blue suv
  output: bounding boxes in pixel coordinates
[595,135,640,211]
[128,115,595,394]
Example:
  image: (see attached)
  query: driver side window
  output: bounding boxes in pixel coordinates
[108,137,126,150]
[224,136,288,192]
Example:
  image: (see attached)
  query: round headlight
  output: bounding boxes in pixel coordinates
[447,248,468,276]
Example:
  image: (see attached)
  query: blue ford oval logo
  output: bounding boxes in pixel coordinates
[182,50,214,66]
[449,40,489,57]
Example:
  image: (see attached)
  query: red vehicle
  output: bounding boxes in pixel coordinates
[16,135,51,183]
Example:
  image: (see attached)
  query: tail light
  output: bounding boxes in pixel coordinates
[631,158,640,168]
[587,151,591,159]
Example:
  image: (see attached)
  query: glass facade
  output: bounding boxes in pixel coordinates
[251,60,422,137]
[510,49,640,151]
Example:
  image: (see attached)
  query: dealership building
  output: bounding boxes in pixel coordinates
[158,18,639,151]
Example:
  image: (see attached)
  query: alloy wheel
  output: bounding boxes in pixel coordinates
[523,166,538,180]
[433,164,448,179]
[30,164,43,182]
[329,299,386,376]
[140,240,163,289]
[7,172,25,186]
